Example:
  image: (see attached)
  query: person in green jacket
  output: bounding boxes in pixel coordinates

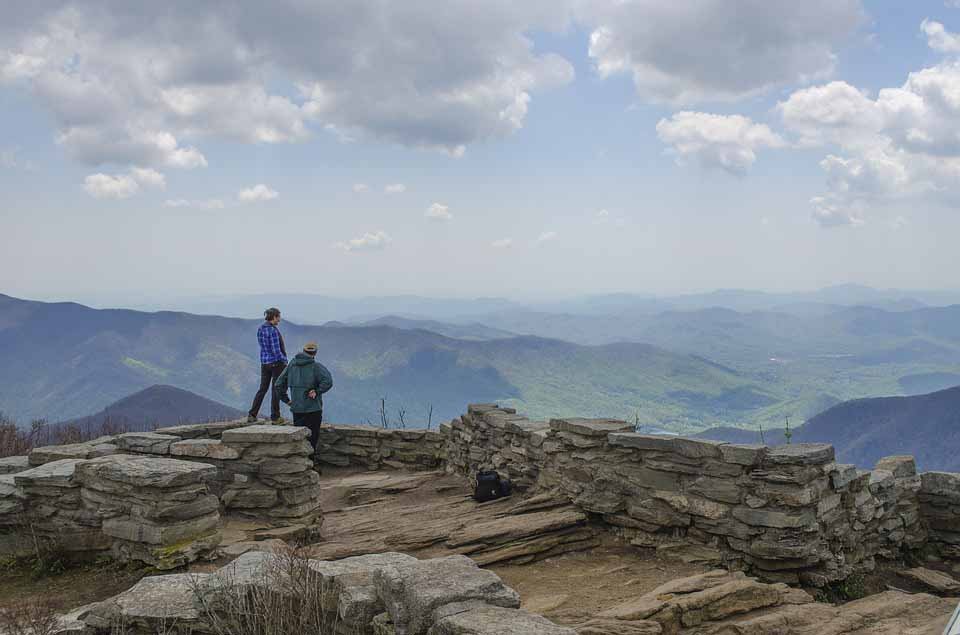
[274,341,333,451]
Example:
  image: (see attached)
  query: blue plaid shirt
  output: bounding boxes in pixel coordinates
[257,322,287,365]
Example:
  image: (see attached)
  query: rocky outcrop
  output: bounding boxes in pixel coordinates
[67,552,573,635]
[574,568,958,635]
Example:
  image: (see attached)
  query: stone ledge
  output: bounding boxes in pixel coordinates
[222,424,309,444]
[14,458,86,488]
[764,443,834,466]
[75,455,217,489]
[607,433,726,459]
[550,418,634,437]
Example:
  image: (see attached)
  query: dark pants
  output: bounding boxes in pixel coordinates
[249,361,286,420]
[293,410,323,451]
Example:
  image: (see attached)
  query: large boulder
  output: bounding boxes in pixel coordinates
[374,555,520,634]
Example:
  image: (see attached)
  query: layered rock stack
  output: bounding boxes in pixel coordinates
[13,458,108,551]
[315,425,445,470]
[443,403,551,490]
[218,425,322,526]
[918,471,960,560]
[75,455,222,568]
[10,422,324,529]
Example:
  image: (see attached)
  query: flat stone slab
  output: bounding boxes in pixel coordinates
[0,455,30,474]
[550,418,634,437]
[114,432,181,455]
[374,555,520,634]
[222,424,309,444]
[29,442,117,466]
[170,439,241,460]
[764,443,834,466]
[718,444,766,466]
[84,573,209,629]
[75,455,217,489]
[430,604,576,634]
[155,420,249,438]
[14,459,86,488]
[446,509,588,548]
[608,434,726,459]
[898,567,960,594]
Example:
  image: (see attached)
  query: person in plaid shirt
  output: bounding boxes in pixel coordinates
[247,307,288,423]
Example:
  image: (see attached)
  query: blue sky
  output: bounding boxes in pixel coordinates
[2,1,960,306]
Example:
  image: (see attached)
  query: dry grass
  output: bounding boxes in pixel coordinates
[0,598,61,635]
[0,413,135,459]
[190,544,356,635]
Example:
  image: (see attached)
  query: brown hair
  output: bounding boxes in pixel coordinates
[264,307,281,321]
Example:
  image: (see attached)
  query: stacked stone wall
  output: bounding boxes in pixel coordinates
[314,425,444,470]
[15,422,322,525]
[443,403,553,489]
[0,421,323,568]
[10,455,221,568]
[918,471,960,560]
[442,404,955,585]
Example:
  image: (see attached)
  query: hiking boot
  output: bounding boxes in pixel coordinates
[270,417,287,425]
[246,415,258,423]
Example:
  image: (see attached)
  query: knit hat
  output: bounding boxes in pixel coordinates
[303,342,318,354]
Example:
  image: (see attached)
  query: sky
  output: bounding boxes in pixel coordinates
[2,0,960,305]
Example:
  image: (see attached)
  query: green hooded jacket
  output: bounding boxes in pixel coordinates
[275,353,333,414]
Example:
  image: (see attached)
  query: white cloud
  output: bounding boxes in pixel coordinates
[82,166,166,199]
[164,198,225,209]
[335,230,392,252]
[777,81,882,148]
[425,203,453,221]
[130,167,166,188]
[492,238,513,249]
[656,112,785,175]
[775,49,960,226]
[384,183,406,194]
[238,184,279,203]
[535,231,558,245]
[0,3,574,165]
[580,0,864,105]
[352,183,369,193]
[83,173,140,199]
[922,19,960,53]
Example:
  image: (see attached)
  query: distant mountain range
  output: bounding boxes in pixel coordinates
[0,294,771,431]
[55,384,244,431]
[345,316,516,341]
[695,385,960,472]
[121,284,960,326]
[4,290,960,437]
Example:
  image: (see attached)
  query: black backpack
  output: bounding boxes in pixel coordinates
[473,470,513,502]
